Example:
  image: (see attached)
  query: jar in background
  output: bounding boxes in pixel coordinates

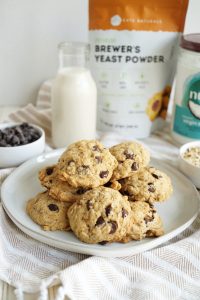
[51,42,97,148]
[171,34,200,144]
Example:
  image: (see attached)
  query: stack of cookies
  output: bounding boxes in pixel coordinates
[26,140,173,245]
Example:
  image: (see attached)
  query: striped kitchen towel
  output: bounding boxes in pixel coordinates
[8,80,53,145]
[0,81,199,300]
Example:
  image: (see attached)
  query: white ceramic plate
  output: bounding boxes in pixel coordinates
[1,149,200,257]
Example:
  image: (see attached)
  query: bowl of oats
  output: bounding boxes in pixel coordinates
[179,141,200,189]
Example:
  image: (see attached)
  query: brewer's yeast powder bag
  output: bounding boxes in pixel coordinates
[89,0,189,138]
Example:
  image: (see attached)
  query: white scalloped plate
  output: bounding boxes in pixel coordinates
[1,149,200,257]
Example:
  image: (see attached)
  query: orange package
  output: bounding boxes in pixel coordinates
[89,0,189,138]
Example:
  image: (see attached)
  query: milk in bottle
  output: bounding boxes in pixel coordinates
[51,42,97,148]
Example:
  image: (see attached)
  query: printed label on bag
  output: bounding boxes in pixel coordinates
[89,0,189,138]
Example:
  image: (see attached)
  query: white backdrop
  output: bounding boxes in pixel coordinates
[0,0,200,106]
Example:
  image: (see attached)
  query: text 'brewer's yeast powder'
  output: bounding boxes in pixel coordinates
[89,0,189,138]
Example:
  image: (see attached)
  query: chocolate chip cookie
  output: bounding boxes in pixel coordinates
[26,191,72,231]
[39,165,89,202]
[57,140,118,188]
[67,186,132,244]
[109,142,150,181]
[122,201,164,241]
[120,166,173,202]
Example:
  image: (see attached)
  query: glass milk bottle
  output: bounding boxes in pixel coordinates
[51,42,97,148]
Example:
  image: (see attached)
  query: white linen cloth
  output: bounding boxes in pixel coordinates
[0,81,200,300]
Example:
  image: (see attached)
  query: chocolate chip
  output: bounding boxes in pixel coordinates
[152,173,158,179]
[144,215,154,224]
[122,208,128,218]
[131,162,138,171]
[98,240,108,245]
[152,173,162,179]
[124,150,134,160]
[95,156,103,163]
[148,202,154,209]
[92,145,101,152]
[146,230,155,237]
[82,165,89,169]
[86,200,93,210]
[0,140,9,147]
[76,187,86,195]
[95,216,105,226]
[118,160,124,164]
[99,170,109,178]
[148,183,155,192]
[46,167,54,176]
[48,204,59,211]
[11,135,20,146]
[105,204,112,216]
[108,221,118,234]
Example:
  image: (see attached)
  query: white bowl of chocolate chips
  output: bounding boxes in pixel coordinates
[0,122,45,168]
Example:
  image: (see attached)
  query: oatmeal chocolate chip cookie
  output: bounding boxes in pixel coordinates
[109,142,150,181]
[39,165,89,202]
[120,166,173,202]
[122,201,164,241]
[67,187,132,244]
[26,191,72,231]
[57,140,118,188]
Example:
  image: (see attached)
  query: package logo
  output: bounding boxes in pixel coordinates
[110,15,122,26]
[188,90,200,119]
[182,73,200,119]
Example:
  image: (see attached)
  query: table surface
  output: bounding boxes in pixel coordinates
[0,107,60,300]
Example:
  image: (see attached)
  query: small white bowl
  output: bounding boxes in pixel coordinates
[0,122,45,168]
[179,140,200,189]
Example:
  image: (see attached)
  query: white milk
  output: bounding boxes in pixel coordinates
[51,67,97,148]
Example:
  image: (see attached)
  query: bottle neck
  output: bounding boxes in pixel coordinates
[59,53,88,69]
[58,42,89,70]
